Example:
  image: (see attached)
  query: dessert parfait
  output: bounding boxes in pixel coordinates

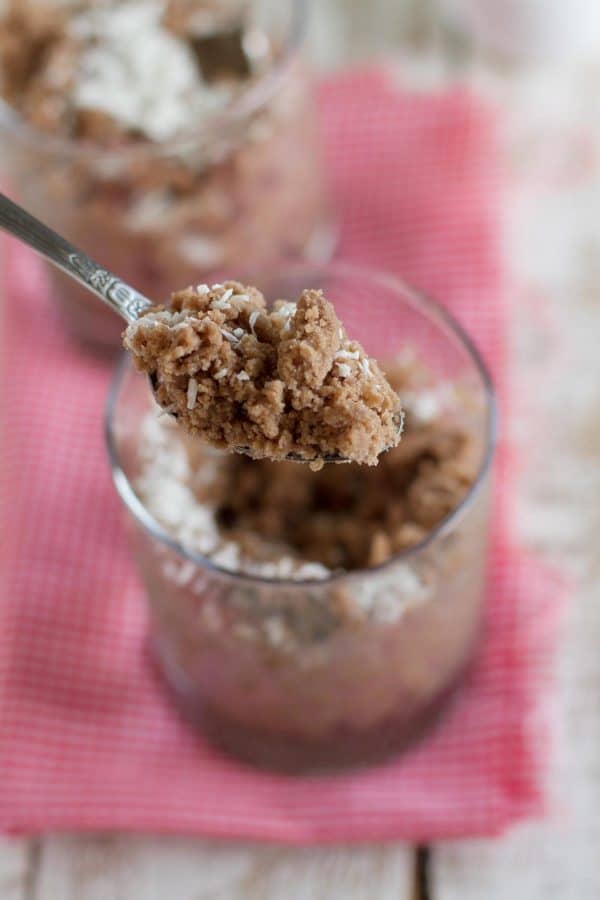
[0,0,331,350]
[108,266,496,771]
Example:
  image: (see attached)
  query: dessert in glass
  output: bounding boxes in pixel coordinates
[106,263,496,772]
[0,0,332,351]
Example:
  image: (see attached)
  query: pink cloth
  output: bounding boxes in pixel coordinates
[0,70,564,842]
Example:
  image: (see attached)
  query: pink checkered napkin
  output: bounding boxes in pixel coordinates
[0,70,565,842]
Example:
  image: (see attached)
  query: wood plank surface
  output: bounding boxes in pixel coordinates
[434,568,600,899]
[34,838,415,900]
[0,841,31,900]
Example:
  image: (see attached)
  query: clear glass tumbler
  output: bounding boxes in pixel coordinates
[0,0,332,352]
[106,263,496,772]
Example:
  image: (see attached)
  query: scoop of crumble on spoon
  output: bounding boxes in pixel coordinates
[123,282,404,469]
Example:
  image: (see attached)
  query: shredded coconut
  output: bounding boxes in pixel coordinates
[276,302,296,319]
[70,1,232,142]
[336,363,352,378]
[125,190,172,231]
[134,414,332,582]
[237,371,250,382]
[187,378,199,409]
[347,566,429,624]
[211,297,232,311]
[214,368,229,380]
[404,390,442,424]
[264,617,288,648]
[167,560,197,588]
[179,235,224,268]
[336,349,360,360]
[249,310,260,334]
[220,328,238,343]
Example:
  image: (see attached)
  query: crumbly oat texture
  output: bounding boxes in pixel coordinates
[0,0,261,144]
[125,283,403,467]
[212,419,479,570]
[136,368,480,576]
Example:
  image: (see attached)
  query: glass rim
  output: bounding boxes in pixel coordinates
[0,0,307,164]
[105,261,498,587]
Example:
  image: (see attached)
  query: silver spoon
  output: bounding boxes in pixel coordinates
[0,192,401,464]
[0,191,153,324]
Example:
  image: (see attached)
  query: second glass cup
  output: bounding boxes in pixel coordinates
[106,263,496,772]
[0,0,332,352]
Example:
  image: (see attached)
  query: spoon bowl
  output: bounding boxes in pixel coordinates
[235,407,404,466]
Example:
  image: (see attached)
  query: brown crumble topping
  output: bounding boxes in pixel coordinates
[124,282,403,467]
[210,421,477,571]
[135,361,480,576]
[0,0,261,145]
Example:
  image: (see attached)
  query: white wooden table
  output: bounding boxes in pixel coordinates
[3,2,600,896]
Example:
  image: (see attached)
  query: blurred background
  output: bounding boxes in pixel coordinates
[3,0,600,897]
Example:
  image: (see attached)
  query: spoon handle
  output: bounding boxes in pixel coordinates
[0,192,153,323]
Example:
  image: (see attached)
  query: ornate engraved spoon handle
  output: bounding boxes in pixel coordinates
[0,192,153,323]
